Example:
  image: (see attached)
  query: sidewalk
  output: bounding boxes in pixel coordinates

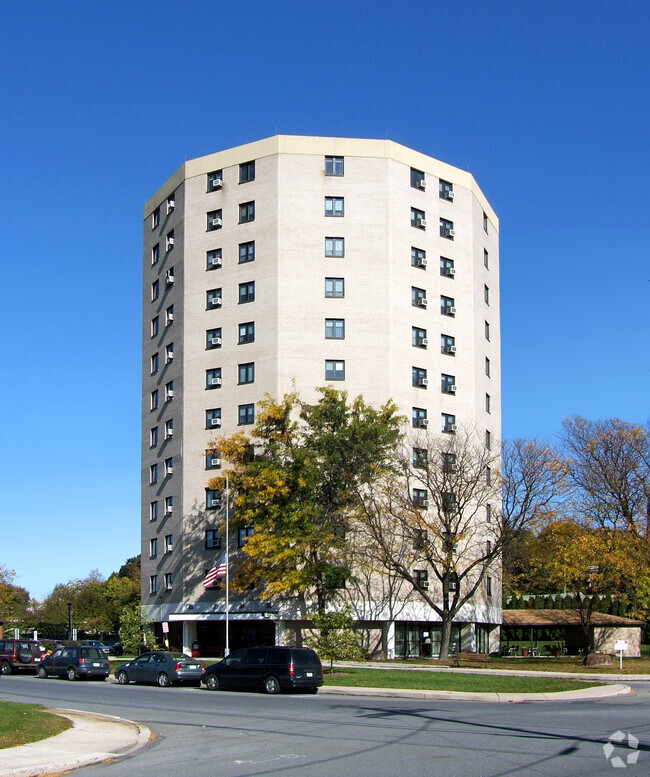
[0,708,151,777]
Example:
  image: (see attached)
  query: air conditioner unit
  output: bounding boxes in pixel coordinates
[167,466,173,474]
[451,424,458,431]
[210,418,221,427]
[167,313,174,322]
[421,580,429,588]
[211,377,222,386]
[418,378,428,386]
[212,178,223,188]
[166,545,173,552]
[450,385,457,393]
[210,337,222,346]
[167,237,174,247]
[420,418,429,427]
[419,258,428,267]
[449,307,457,314]
[211,218,222,228]
[167,200,175,212]
[448,267,456,275]
[418,218,427,228]
[417,179,427,189]
[167,389,174,399]
[450,345,457,353]
[209,257,222,268]
[166,430,173,438]
[212,298,222,307]
[212,457,222,466]
[420,298,428,307]
[446,190,455,199]
[420,338,429,346]
[421,499,429,508]
[167,352,174,361]
[447,229,456,237]
[166,274,174,285]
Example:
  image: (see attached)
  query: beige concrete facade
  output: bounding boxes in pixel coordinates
[141,136,501,657]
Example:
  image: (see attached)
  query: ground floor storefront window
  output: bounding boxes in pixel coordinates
[395,623,461,658]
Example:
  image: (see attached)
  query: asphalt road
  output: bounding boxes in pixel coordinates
[2,675,649,777]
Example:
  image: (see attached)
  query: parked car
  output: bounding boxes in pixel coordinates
[0,639,43,675]
[201,646,323,694]
[81,640,111,653]
[104,637,123,656]
[36,645,110,681]
[115,651,206,687]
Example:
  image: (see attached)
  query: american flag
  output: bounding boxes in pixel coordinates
[203,553,227,588]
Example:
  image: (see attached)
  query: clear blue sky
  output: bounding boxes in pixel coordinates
[2,1,648,600]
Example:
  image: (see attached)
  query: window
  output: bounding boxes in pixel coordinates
[207,249,222,270]
[239,201,255,223]
[164,572,173,591]
[207,210,222,231]
[441,296,456,316]
[166,230,174,251]
[484,285,490,305]
[238,362,255,384]
[239,281,255,303]
[165,381,174,401]
[206,450,221,469]
[442,491,457,514]
[206,408,221,429]
[151,316,159,337]
[150,501,158,522]
[441,374,456,394]
[325,156,344,176]
[238,527,254,547]
[205,529,222,549]
[412,367,428,388]
[325,277,344,298]
[440,335,456,356]
[440,257,455,277]
[207,170,223,191]
[165,267,175,286]
[486,466,492,485]
[411,286,427,308]
[325,318,345,339]
[486,394,491,413]
[485,321,490,340]
[150,427,158,447]
[150,353,159,374]
[151,280,159,301]
[442,413,456,433]
[150,463,158,484]
[411,246,427,268]
[238,403,255,425]
[410,168,426,189]
[164,457,173,476]
[483,211,488,232]
[413,448,427,468]
[207,288,222,309]
[206,368,222,389]
[414,569,428,589]
[238,321,254,344]
[412,407,428,428]
[164,419,173,440]
[325,237,345,257]
[206,489,221,509]
[411,207,426,228]
[150,389,159,410]
[440,218,455,239]
[485,430,492,449]
[486,576,493,596]
[325,359,345,380]
[165,305,174,326]
[239,160,255,183]
[152,208,160,229]
[485,357,491,377]
[206,327,222,349]
[165,343,174,363]
[413,529,428,550]
[484,249,489,269]
[152,243,160,266]
[325,197,344,217]
[412,327,427,348]
[486,503,492,523]
[413,488,428,508]
[239,241,255,264]
[439,179,454,200]
[150,575,158,594]
[164,534,173,553]
[150,538,158,558]
[442,452,457,472]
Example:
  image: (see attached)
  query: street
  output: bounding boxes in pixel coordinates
[2,675,649,777]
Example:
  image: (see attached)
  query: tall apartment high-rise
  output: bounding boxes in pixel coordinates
[142,136,500,658]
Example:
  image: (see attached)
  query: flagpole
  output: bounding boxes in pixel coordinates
[225,474,230,658]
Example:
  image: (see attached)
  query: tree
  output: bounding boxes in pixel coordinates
[306,608,366,672]
[0,565,17,620]
[209,388,402,614]
[119,604,154,655]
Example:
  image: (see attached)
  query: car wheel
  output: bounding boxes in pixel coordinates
[263,675,281,695]
[37,667,48,679]
[66,667,77,681]
[116,671,129,685]
[205,674,220,691]
[157,672,171,688]
[1,661,12,675]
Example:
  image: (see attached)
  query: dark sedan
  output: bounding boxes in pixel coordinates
[115,651,205,687]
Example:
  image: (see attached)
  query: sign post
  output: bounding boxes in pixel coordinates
[614,639,628,670]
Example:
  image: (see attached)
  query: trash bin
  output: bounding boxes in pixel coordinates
[191,639,200,658]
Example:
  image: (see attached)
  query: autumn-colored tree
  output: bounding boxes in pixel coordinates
[209,388,402,615]
[0,565,17,620]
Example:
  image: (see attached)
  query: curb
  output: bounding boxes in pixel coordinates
[0,708,151,777]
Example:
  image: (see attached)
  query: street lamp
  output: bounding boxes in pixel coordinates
[67,602,72,640]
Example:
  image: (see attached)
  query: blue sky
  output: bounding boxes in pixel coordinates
[2,1,648,600]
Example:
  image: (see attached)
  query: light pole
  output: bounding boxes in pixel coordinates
[67,602,72,640]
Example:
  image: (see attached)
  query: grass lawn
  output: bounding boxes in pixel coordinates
[323,668,605,693]
[465,657,649,674]
[0,702,72,750]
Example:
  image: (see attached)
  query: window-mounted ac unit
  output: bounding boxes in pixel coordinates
[420,418,429,427]
[210,417,221,426]
[446,190,455,199]
[449,307,457,314]
[448,229,456,237]
[167,467,173,475]
[211,218,222,228]
[209,257,222,268]
[420,338,428,346]
[167,314,174,323]
[421,580,429,588]
[167,200,175,212]
[212,298,222,307]
[212,178,223,188]
[166,431,173,438]
[420,298,428,307]
[167,237,174,247]
[211,337,222,346]
[450,385,457,393]
[450,345,457,353]
[448,267,456,275]
[417,179,427,189]
[212,458,222,466]
[451,424,458,432]
[166,545,173,552]
[420,499,429,508]
[418,378,428,386]
[167,390,174,399]
[211,377,222,386]
[418,219,427,228]
[418,258,428,267]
